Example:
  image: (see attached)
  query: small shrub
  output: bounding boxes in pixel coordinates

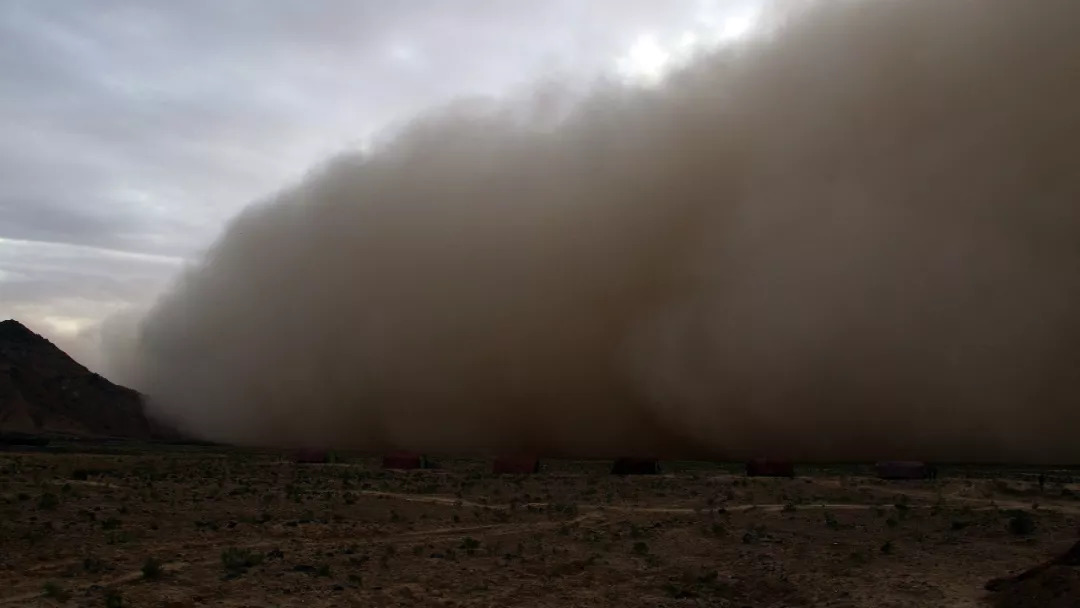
[742,524,768,544]
[662,582,698,599]
[782,502,797,513]
[141,557,163,579]
[632,541,650,555]
[83,556,109,573]
[38,492,60,510]
[104,588,124,608]
[824,511,840,530]
[42,581,69,601]
[461,537,481,555]
[880,540,893,554]
[105,531,132,545]
[1007,510,1036,535]
[101,517,122,531]
[553,503,579,517]
[221,547,264,573]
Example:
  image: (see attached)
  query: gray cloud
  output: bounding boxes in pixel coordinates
[2,0,741,362]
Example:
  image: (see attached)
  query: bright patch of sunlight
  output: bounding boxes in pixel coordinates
[615,1,763,86]
[41,316,91,337]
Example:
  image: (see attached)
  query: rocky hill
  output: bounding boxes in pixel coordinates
[0,319,170,439]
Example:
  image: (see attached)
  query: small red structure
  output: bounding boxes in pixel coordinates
[382,452,430,470]
[875,461,936,480]
[293,448,333,464]
[492,455,540,474]
[611,457,661,475]
[745,458,795,477]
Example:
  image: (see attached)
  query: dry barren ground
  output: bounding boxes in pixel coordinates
[1,447,1078,607]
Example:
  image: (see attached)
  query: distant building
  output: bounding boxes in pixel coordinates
[382,452,431,470]
[492,455,541,474]
[745,458,796,477]
[875,461,936,480]
[292,448,335,464]
[611,457,661,475]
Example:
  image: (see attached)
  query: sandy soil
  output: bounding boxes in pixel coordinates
[1,448,1078,607]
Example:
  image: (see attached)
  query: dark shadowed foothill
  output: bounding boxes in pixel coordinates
[0,320,174,441]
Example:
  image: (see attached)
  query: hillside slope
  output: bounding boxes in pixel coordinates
[0,319,168,439]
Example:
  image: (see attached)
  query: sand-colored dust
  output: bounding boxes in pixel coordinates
[105,0,1080,463]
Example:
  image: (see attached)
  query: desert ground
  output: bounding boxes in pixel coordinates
[1,445,1078,607]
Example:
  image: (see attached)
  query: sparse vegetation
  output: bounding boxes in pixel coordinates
[461,536,481,555]
[221,547,264,573]
[824,511,840,530]
[1006,510,1036,535]
[42,581,69,601]
[0,450,1072,606]
[83,555,109,573]
[37,492,60,510]
[104,588,124,608]
[141,556,164,579]
[741,524,769,544]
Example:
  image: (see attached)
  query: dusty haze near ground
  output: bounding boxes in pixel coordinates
[105,0,1080,462]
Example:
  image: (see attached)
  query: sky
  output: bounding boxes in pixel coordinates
[0,0,763,369]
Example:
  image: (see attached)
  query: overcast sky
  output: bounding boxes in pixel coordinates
[0,0,761,368]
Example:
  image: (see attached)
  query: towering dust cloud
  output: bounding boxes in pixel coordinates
[110,0,1080,463]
